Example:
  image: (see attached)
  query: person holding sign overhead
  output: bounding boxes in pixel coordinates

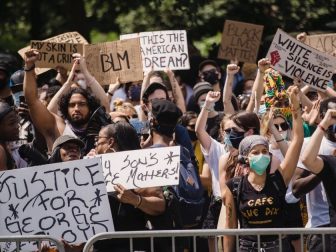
[23,50,111,155]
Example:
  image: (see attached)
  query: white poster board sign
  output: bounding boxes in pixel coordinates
[266,29,336,92]
[120,30,190,71]
[0,158,114,252]
[101,146,180,192]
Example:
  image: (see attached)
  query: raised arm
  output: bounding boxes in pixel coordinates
[23,50,59,142]
[195,91,221,152]
[223,64,240,115]
[74,53,110,112]
[246,58,270,112]
[47,60,78,114]
[164,68,186,113]
[292,167,322,198]
[302,109,336,174]
[279,86,304,185]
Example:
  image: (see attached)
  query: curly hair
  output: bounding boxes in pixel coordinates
[58,88,101,120]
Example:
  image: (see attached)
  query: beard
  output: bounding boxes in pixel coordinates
[68,114,90,128]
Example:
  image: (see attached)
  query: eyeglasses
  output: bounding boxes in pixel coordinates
[274,122,289,131]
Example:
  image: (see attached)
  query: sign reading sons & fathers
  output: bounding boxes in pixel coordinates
[0,158,113,252]
[84,38,143,84]
[267,29,336,92]
[218,20,264,63]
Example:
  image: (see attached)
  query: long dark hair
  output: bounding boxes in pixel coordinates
[58,88,101,120]
[103,122,141,151]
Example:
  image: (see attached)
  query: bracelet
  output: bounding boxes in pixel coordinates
[259,69,265,74]
[24,64,35,72]
[107,91,114,96]
[203,106,213,112]
[318,124,327,132]
[134,195,142,208]
[276,138,284,143]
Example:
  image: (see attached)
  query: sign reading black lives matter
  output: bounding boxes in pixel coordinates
[120,30,190,71]
[218,20,264,63]
[267,29,336,92]
[84,38,143,85]
[0,158,114,252]
[31,40,84,70]
[101,146,180,192]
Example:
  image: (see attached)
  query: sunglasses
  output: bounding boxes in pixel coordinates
[274,122,289,131]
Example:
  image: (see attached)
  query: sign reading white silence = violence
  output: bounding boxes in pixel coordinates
[0,158,114,252]
[101,146,180,192]
[120,30,190,71]
[266,29,336,92]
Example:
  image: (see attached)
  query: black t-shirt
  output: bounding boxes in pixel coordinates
[227,170,287,242]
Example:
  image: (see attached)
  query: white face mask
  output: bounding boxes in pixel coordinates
[77,79,87,89]
[280,130,288,140]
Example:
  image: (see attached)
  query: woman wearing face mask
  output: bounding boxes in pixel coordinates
[223,86,303,252]
[195,91,260,251]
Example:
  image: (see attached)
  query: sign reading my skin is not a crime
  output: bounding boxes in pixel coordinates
[101,146,180,192]
[266,29,336,92]
[0,158,114,252]
[120,30,190,72]
[30,40,84,70]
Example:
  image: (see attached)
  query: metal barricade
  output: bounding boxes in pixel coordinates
[0,235,65,252]
[83,228,336,252]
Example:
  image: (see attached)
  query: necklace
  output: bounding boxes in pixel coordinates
[248,177,265,192]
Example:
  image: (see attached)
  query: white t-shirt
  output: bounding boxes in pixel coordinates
[201,137,227,197]
[297,137,335,228]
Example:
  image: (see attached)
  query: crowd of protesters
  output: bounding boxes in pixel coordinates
[1,32,336,252]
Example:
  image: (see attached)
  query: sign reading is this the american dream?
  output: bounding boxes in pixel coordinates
[0,158,114,252]
[218,20,264,63]
[84,38,143,85]
[18,31,88,75]
[266,29,336,92]
[30,40,84,70]
[305,33,336,54]
[120,30,190,71]
[101,146,180,192]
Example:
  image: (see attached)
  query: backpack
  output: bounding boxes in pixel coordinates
[164,146,205,228]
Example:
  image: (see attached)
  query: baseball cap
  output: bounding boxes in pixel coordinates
[152,99,182,126]
[142,82,168,102]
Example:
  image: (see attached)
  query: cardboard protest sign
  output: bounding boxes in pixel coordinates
[18,31,88,75]
[305,33,336,54]
[30,40,84,69]
[101,146,180,192]
[0,158,114,252]
[218,20,264,63]
[266,29,336,92]
[120,30,190,71]
[84,38,143,85]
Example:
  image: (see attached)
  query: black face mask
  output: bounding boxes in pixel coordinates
[188,130,197,142]
[228,129,245,149]
[203,70,219,85]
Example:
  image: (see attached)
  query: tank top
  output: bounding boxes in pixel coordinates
[227,170,287,242]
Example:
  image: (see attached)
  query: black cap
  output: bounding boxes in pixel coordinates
[198,59,219,72]
[52,135,85,151]
[10,70,25,93]
[193,81,213,103]
[142,82,168,102]
[152,99,182,126]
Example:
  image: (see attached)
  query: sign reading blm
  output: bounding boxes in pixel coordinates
[101,146,180,192]
[84,38,143,85]
[120,30,190,71]
[0,158,114,252]
[218,20,264,63]
[266,29,336,92]
[31,40,84,70]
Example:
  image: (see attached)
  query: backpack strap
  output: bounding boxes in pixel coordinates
[230,176,243,226]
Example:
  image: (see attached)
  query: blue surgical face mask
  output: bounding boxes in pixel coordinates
[249,154,271,175]
[227,129,245,149]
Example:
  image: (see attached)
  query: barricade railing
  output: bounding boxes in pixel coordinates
[0,235,65,252]
[83,228,336,252]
